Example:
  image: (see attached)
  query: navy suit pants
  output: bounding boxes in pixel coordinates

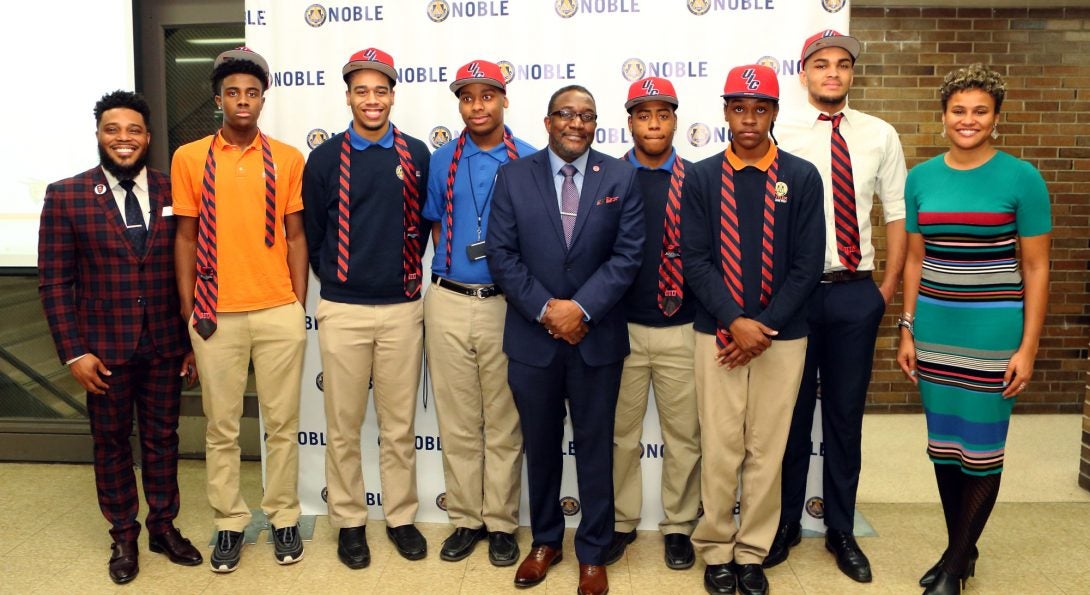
[780,278,885,532]
[509,344,621,564]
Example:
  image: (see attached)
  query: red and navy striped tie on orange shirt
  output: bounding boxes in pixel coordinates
[193,130,277,340]
[443,127,520,271]
[819,112,861,271]
[715,152,780,349]
[337,127,424,297]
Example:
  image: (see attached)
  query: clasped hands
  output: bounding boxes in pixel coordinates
[542,299,588,345]
[716,317,778,369]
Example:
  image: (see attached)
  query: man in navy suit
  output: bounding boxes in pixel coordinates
[486,85,644,595]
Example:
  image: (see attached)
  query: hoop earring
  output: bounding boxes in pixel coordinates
[991,126,999,139]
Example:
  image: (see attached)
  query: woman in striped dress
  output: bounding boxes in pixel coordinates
[897,64,1051,595]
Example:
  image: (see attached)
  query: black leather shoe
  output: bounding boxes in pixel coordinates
[488,531,519,566]
[663,533,694,569]
[762,521,800,568]
[338,526,370,569]
[440,526,487,561]
[920,547,977,587]
[149,527,203,566]
[735,563,769,595]
[604,530,636,565]
[703,563,736,594]
[387,524,427,560]
[108,541,139,584]
[825,528,872,583]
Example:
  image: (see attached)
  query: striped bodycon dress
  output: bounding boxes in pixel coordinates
[904,151,1051,476]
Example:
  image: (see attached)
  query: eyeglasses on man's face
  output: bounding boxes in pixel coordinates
[549,109,598,123]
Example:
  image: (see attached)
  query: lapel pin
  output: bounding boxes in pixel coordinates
[592,165,600,173]
[94,184,107,195]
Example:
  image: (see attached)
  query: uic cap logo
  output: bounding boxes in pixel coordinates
[467,62,485,78]
[641,79,660,95]
[429,126,453,149]
[687,0,711,15]
[621,58,646,82]
[742,68,760,90]
[427,0,450,22]
[304,4,327,27]
[307,128,329,150]
[555,0,577,18]
[688,123,711,147]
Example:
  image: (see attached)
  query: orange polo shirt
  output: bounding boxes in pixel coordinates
[171,131,304,313]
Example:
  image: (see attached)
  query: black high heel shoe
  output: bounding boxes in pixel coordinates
[919,547,977,587]
[922,569,967,595]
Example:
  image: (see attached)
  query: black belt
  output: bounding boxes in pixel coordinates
[820,270,872,283]
[431,274,503,298]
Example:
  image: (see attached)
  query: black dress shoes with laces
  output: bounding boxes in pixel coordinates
[824,528,872,583]
[762,521,800,568]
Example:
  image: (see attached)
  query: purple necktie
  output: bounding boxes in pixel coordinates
[560,163,578,247]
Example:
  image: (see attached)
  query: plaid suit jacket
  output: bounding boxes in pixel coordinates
[38,166,190,366]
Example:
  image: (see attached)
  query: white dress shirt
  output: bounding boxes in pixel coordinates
[101,166,151,229]
[777,103,907,273]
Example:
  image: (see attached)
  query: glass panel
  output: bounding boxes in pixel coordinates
[163,24,244,159]
[0,276,87,420]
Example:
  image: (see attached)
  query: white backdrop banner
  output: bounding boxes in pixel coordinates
[249,0,849,531]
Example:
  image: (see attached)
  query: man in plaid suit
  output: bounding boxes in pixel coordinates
[38,90,203,585]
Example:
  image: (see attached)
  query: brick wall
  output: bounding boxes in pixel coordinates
[847,5,1090,424]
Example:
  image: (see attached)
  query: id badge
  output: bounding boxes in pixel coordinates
[465,240,487,261]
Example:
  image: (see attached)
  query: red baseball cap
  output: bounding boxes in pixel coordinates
[449,60,507,95]
[214,46,270,87]
[625,77,679,111]
[800,29,861,64]
[721,65,779,101]
[342,48,397,85]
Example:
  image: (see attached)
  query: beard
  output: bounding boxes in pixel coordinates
[813,90,848,108]
[98,144,148,180]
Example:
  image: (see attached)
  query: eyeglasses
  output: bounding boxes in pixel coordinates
[549,109,597,123]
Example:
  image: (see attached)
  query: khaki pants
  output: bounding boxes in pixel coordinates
[424,283,522,533]
[317,299,423,528]
[613,322,701,535]
[691,334,806,565]
[190,301,305,532]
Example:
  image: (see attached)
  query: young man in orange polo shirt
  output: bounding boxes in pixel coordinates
[172,47,309,573]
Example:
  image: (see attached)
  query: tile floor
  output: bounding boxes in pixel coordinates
[2,414,1088,594]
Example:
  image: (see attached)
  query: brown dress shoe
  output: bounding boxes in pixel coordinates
[149,527,204,566]
[578,563,609,595]
[108,541,139,584]
[514,545,562,588]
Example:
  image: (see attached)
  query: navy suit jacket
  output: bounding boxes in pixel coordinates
[486,148,644,367]
[38,167,189,366]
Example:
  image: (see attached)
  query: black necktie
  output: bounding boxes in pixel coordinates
[119,179,146,254]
